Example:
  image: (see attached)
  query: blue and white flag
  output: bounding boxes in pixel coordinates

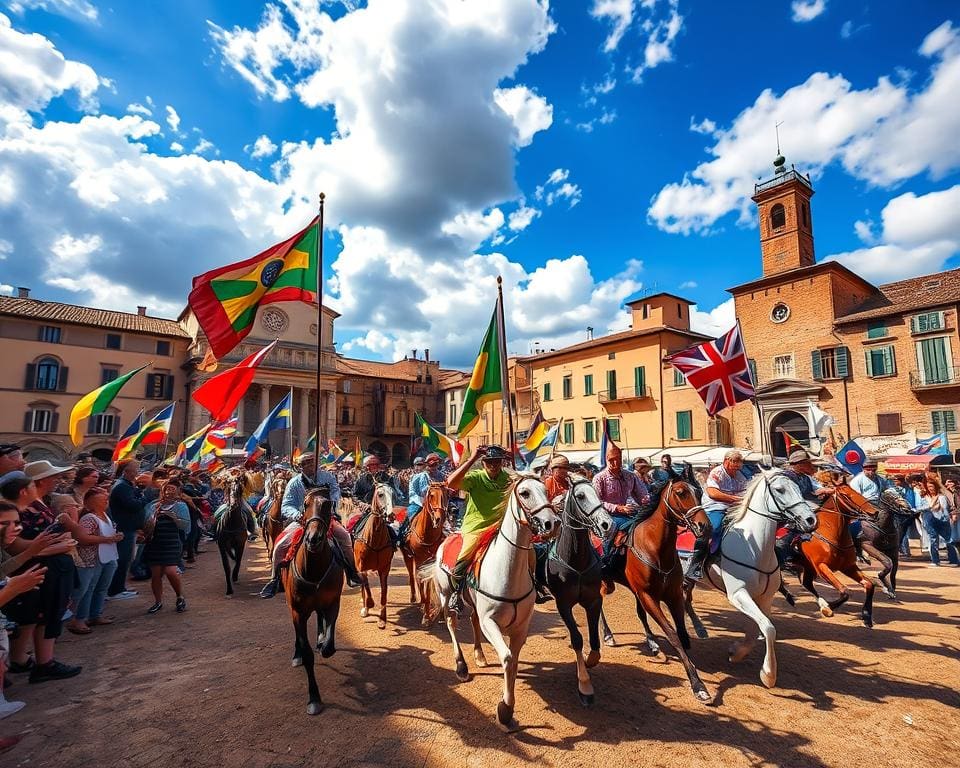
[907,432,949,456]
[244,391,292,457]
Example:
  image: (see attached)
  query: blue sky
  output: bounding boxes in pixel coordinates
[1,0,958,367]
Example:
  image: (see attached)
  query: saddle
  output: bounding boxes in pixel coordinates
[280,524,336,566]
[676,528,723,559]
[439,527,498,581]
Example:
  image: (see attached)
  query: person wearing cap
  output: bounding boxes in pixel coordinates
[260,452,358,598]
[444,444,515,614]
[652,454,682,484]
[0,445,25,476]
[776,450,833,567]
[398,454,446,543]
[106,460,146,600]
[850,457,889,503]
[593,443,650,565]
[631,456,653,484]
[353,454,404,507]
[544,454,571,501]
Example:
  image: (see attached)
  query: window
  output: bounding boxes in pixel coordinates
[865,346,896,378]
[145,372,173,399]
[543,382,552,401]
[773,354,795,379]
[449,402,457,425]
[801,202,809,228]
[877,413,902,435]
[101,367,119,385]
[584,420,598,443]
[748,358,758,385]
[583,374,594,396]
[642,304,649,320]
[770,203,786,230]
[812,347,849,380]
[605,418,621,442]
[89,413,116,435]
[673,368,686,387]
[28,408,54,433]
[391,408,410,428]
[563,422,575,445]
[915,337,954,385]
[866,320,887,339]
[105,333,121,349]
[40,325,61,343]
[676,410,693,441]
[932,410,957,433]
[34,357,61,391]
[343,380,352,394]
[910,312,944,334]
[340,407,355,425]
[156,340,171,356]
[634,366,646,396]
[562,375,572,399]
[607,352,616,360]
[606,370,617,398]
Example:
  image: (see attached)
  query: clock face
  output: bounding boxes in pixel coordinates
[771,303,790,324]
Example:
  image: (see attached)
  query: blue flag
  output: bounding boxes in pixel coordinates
[836,439,866,474]
[244,391,292,457]
[907,432,949,456]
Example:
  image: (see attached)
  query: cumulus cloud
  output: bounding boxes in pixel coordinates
[6,0,98,23]
[590,0,683,81]
[791,0,827,23]
[246,134,277,159]
[508,205,540,232]
[165,105,180,133]
[492,85,553,147]
[648,21,960,234]
[690,298,735,337]
[126,101,152,117]
[535,168,582,208]
[0,283,13,294]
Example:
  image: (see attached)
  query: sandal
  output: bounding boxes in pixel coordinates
[66,623,92,635]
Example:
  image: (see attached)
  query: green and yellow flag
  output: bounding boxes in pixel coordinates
[69,364,150,446]
[457,303,506,439]
[188,217,319,358]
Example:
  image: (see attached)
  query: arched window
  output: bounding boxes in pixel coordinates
[770,203,786,231]
[35,357,60,391]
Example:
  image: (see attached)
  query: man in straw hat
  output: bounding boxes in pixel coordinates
[775,449,833,569]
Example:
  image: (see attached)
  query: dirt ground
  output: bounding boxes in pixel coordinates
[3,541,958,768]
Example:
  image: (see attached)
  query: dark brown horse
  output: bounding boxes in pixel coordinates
[281,488,344,715]
[401,482,449,624]
[857,488,912,600]
[262,470,292,560]
[215,475,248,596]
[793,485,878,627]
[603,480,712,703]
[352,483,396,629]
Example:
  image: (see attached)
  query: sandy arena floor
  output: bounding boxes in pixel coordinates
[3,541,958,768]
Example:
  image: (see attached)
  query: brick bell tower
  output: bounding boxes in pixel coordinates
[751,154,815,277]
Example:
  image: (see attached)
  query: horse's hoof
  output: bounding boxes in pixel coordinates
[862,615,873,628]
[377,618,386,630]
[455,661,470,682]
[306,701,323,716]
[292,657,303,667]
[694,686,712,704]
[694,626,709,640]
[760,670,777,689]
[578,691,595,707]
[225,592,234,598]
[783,592,797,607]
[603,635,617,648]
[819,606,834,618]
[359,607,369,618]
[496,701,515,728]
[585,650,600,669]
[320,645,336,659]
[474,653,488,668]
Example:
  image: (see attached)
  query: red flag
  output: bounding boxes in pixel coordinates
[664,324,755,416]
[192,340,278,422]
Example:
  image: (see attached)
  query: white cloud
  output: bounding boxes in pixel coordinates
[193,137,216,155]
[169,141,184,153]
[440,207,504,249]
[649,21,960,234]
[629,2,683,82]
[6,0,98,23]
[678,280,697,289]
[507,205,540,231]
[126,102,152,117]
[0,283,12,294]
[546,168,568,185]
[590,0,683,81]
[246,134,278,159]
[853,219,876,244]
[492,85,553,147]
[534,168,581,207]
[690,298,735,337]
[0,238,12,258]
[165,105,180,133]
[689,115,716,135]
[791,0,827,24]
[590,0,633,53]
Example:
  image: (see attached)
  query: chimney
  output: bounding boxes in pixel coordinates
[137,306,147,316]
[412,348,418,360]
[17,287,30,299]
[424,348,430,362]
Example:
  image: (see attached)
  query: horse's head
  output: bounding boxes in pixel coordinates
[753,469,818,532]
[660,480,707,535]
[833,484,878,520]
[565,474,612,539]
[425,482,449,524]
[303,488,332,552]
[510,474,560,539]
[271,470,291,496]
[371,482,395,520]
[879,487,911,515]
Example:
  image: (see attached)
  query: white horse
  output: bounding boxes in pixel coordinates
[422,473,560,729]
[683,469,818,689]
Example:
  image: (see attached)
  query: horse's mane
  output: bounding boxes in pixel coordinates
[632,480,668,524]
[724,469,782,526]
[493,471,542,516]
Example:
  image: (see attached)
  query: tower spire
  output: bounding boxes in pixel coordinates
[774,121,786,175]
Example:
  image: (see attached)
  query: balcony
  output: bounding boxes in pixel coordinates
[754,168,813,194]
[598,386,652,405]
[909,367,960,391]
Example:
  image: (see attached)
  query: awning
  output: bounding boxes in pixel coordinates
[880,454,952,472]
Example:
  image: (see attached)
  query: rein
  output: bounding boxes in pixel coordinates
[548,479,605,579]
[495,479,554,551]
[291,515,338,592]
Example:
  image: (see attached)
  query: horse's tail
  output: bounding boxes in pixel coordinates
[416,559,441,625]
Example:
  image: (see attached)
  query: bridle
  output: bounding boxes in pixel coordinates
[659,480,705,532]
[559,477,606,534]
[741,473,813,524]
[497,477,555,551]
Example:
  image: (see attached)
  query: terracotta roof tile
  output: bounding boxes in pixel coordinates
[835,267,960,324]
[516,325,712,363]
[0,297,190,337]
[336,356,437,381]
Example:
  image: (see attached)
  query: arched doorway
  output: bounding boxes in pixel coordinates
[368,440,389,464]
[769,409,810,458]
[391,441,409,467]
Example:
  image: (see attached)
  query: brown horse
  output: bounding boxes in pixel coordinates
[281,488,344,715]
[262,470,292,560]
[352,482,396,629]
[792,485,878,627]
[401,482,449,624]
[215,474,249,597]
[604,480,712,703]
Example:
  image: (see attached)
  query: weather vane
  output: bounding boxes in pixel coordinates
[775,120,784,155]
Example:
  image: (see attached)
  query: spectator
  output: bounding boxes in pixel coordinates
[71,467,100,507]
[917,477,959,567]
[0,446,25,476]
[106,460,145,600]
[890,475,918,557]
[63,489,123,635]
[142,480,188,614]
[945,477,960,548]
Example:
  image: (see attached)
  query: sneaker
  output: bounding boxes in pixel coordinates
[175,597,187,613]
[106,590,138,601]
[6,659,34,674]
[0,699,26,719]
[28,660,82,684]
[147,602,163,614]
[259,580,278,599]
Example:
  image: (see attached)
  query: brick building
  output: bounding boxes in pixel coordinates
[729,155,960,458]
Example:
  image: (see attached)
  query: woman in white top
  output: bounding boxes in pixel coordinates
[917,478,959,567]
[64,488,123,634]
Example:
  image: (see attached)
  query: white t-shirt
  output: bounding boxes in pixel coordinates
[95,515,119,563]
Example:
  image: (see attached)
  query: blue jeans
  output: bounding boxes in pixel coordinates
[72,560,119,621]
[109,529,138,595]
[922,514,960,566]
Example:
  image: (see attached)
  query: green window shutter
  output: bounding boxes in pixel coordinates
[563,422,574,444]
[864,349,874,377]
[676,411,692,440]
[673,368,685,386]
[634,366,646,396]
[835,347,849,378]
[748,358,758,385]
[811,349,823,381]
[919,337,949,384]
[606,370,617,397]
[883,346,895,375]
[584,374,593,396]
[562,377,572,399]
[584,421,594,443]
[867,321,887,339]
[606,418,620,441]
[543,382,551,401]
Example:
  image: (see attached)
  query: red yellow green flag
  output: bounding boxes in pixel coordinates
[188,217,319,358]
[69,364,149,446]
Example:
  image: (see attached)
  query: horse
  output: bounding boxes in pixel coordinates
[545,474,613,706]
[599,480,712,703]
[281,489,344,715]
[857,488,912,600]
[421,473,560,730]
[215,474,249,596]
[683,469,818,688]
[262,470,292,560]
[401,482,449,625]
[352,483,396,630]
[790,484,881,627]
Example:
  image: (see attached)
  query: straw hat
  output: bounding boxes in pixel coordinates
[24,459,72,482]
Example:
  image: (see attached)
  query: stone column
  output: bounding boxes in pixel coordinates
[325,390,337,445]
[260,384,272,422]
[236,395,246,434]
[299,388,312,447]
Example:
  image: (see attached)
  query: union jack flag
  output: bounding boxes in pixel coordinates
[665,324,755,416]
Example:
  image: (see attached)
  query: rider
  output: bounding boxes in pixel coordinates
[258,453,361,598]
[651,453,683,484]
[850,457,889,503]
[397,453,446,544]
[352,454,404,545]
[684,449,748,586]
[776,449,832,565]
[544,454,571,502]
[445,444,513,615]
[593,442,650,584]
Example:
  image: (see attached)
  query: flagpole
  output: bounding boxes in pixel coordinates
[548,417,563,463]
[288,386,294,463]
[161,402,175,465]
[496,276,517,468]
[314,193,325,483]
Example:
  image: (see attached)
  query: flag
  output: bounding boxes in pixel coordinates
[415,412,463,463]
[907,433,950,456]
[781,430,803,456]
[197,348,219,373]
[244,390,292,456]
[457,301,507,439]
[174,423,211,467]
[664,324,755,416]
[600,420,612,469]
[353,437,362,467]
[306,431,317,451]
[321,440,344,465]
[69,364,150,446]
[117,403,175,460]
[112,410,144,462]
[836,439,866,474]
[202,416,238,453]
[808,399,835,436]
[192,340,278,422]
[520,411,558,465]
[292,445,302,464]
[188,217,319,358]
